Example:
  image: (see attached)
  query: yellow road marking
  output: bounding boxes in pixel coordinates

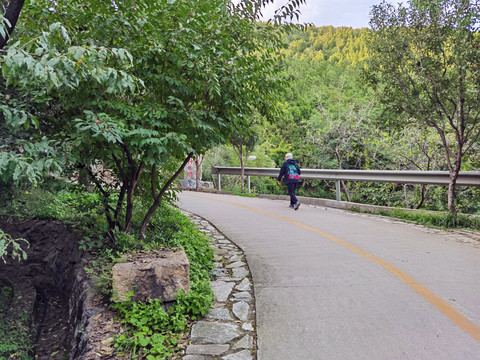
[186,193,480,343]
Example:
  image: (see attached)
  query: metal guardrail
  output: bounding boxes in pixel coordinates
[211,166,480,200]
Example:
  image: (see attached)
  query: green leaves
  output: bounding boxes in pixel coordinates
[366,0,480,213]
[0,104,31,130]
[1,0,297,236]
[113,298,182,358]
[75,111,124,144]
[0,229,29,263]
[0,13,12,41]
[2,24,140,96]
[0,140,63,185]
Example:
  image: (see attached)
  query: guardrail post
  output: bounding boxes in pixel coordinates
[247,176,251,194]
[335,181,341,201]
[218,174,221,191]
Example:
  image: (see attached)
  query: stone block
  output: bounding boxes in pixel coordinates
[186,344,229,355]
[211,281,235,302]
[232,301,249,321]
[233,335,253,349]
[206,308,233,321]
[112,249,190,302]
[221,350,253,360]
[190,322,240,343]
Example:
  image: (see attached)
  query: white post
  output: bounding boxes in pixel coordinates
[218,174,221,191]
[247,176,251,194]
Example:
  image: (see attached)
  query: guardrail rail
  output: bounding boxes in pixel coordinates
[211,166,480,201]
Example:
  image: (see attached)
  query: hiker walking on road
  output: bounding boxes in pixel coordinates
[277,153,301,210]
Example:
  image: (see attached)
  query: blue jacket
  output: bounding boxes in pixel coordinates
[278,159,301,184]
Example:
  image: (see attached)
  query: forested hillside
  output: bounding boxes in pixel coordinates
[282,26,369,65]
[207,24,480,214]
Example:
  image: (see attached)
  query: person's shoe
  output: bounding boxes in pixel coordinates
[289,204,295,208]
[294,201,301,210]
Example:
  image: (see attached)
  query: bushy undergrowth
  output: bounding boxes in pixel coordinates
[0,183,215,359]
[0,179,107,234]
[100,205,214,359]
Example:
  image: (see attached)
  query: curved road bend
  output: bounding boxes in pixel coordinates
[177,192,480,360]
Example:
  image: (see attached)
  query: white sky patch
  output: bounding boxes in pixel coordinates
[257,0,400,29]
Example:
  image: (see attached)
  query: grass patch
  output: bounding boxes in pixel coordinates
[351,207,480,232]
[233,191,258,197]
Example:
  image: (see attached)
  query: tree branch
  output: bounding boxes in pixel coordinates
[138,152,194,240]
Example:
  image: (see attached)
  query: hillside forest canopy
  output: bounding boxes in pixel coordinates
[2,0,480,244]
[205,0,480,216]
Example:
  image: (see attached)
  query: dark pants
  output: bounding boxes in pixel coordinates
[287,182,298,205]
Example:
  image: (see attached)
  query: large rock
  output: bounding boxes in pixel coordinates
[112,249,190,303]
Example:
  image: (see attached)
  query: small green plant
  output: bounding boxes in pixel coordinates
[78,235,104,251]
[172,280,214,321]
[113,229,140,253]
[0,229,29,263]
[112,299,183,359]
[112,281,214,359]
[84,248,124,300]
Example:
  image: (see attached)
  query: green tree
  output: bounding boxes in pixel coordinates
[367,0,480,215]
[369,125,446,208]
[229,118,262,193]
[1,0,305,240]
[307,70,377,201]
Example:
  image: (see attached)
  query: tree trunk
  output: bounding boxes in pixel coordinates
[82,163,117,232]
[416,184,427,209]
[195,155,204,191]
[0,0,25,49]
[340,180,350,202]
[447,150,463,215]
[240,147,245,193]
[124,181,135,233]
[139,152,194,240]
[124,162,144,233]
[114,182,127,228]
[447,173,459,215]
[335,150,350,201]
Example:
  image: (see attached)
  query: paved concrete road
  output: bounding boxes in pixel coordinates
[177,192,480,360]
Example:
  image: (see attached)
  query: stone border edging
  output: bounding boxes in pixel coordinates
[181,210,257,360]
